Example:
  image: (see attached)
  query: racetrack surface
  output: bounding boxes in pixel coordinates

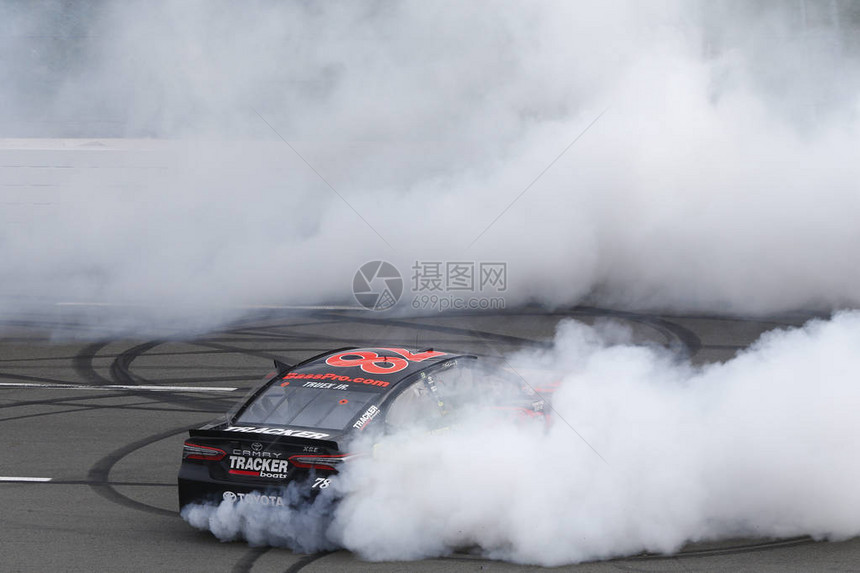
[1,307,857,572]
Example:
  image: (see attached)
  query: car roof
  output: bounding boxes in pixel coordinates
[282,347,473,392]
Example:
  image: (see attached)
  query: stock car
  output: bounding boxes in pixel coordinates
[178,347,546,510]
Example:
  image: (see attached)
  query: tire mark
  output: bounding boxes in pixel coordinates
[617,536,815,561]
[191,341,297,362]
[231,546,272,573]
[109,341,164,385]
[0,371,84,385]
[315,311,549,348]
[562,307,702,357]
[87,424,197,517]
[636,315,702,357]
[0,401,229,424]
[0,405,114,423]
[0,391,138,411]
[284,552,333,573]
[0,390,237,411]
[73,341,113,385]
[106,341,247,413]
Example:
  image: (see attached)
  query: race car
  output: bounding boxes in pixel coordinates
[178,347,546,511]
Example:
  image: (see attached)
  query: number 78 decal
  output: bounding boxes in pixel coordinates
[325,348,447,375]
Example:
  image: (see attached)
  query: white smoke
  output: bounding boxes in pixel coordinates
[185,311,860,564]
[2,1,860,330]
[181,484,338,553]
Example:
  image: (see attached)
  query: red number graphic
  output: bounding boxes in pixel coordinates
[377,348,447,362]
[325,351,409,374]
[324,349,447,374]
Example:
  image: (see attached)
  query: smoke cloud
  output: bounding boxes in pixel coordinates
[1,1,859,330]
[184,311,860,564]
[7,1,858,562]
[182,484,339,554]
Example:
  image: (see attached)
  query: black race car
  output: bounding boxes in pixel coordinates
[178,347,546,511]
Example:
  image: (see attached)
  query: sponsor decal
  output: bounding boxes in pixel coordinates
[222,490,285,506]
[228,455,290,479]
[352,405,380,430]
[301,381,338,389]
[224,426,330,440]
[251,442,263,452]
[283,371,389,388]
[231,449,282,458]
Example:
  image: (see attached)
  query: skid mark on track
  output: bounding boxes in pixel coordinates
[87,424,197,517]
[231,547,272,573]
[284,552,333,573]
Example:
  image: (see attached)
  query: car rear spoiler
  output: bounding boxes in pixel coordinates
[188,427,341,450]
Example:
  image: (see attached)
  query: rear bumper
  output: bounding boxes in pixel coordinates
[177,462,333,510]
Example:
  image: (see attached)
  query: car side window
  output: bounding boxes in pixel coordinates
[385,379,443,427]
[431,363,475,399]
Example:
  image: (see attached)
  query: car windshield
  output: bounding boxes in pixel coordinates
[236,383,377,431]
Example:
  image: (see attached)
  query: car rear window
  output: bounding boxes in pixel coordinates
[237,384,376,431]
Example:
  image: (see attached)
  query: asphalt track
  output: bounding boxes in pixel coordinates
[1,307,858,572]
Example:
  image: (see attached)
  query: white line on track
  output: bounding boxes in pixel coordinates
[0,477,52,482]
[54,302,362,310]
[0,382,237,392]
